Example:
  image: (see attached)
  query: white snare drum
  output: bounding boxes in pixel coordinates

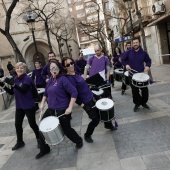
[114,69,123,82]
[96,98,114,122]
[39,116,64,145]
[132,73,150,88]
[92,89,104,97]
[123,71,130,86]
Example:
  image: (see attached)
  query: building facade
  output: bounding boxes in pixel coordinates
[0,0,79,73]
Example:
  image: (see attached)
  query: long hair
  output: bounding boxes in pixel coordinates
[113,47,122,56]
[62,57,75,73]
[49,59,63,75]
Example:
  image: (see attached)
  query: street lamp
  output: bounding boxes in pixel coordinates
[108,28,114,55]
[68,45,72,58]
[123,0,134,38]
[24,10,39,58]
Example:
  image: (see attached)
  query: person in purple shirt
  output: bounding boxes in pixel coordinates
[32,60,46,110]
[121,37,151,112]
[62,57,99,143]
[84,44,117,131]
[36,60,83,159]
[0,62,39,151]
[32,60,46,88]
[41,52,57,83]
[75,53,87,75]
[121,41,131,95]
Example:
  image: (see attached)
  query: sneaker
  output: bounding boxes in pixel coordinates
[76,142,83,149]
[105,125,117,131]
[134,105,140,112]
[142,104,150,109]
[12,141,25,151]
[35,150,50,159]
[84,135,93,143]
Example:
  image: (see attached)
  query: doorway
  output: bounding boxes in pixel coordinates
[33,52,46,67]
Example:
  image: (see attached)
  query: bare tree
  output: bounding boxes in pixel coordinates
[0,0,25,62]
[26,0,64,52]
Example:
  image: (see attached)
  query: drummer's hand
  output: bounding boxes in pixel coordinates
[39,102,45,111]
[45,78,49,83]
[144,66,150,73]
[64,107,72,115]
[126,65,131,70]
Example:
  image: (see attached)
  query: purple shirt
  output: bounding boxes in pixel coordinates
[67,74,93,104]
[14,75,35,109]
[122,47,151,73]
[44,75,78,110]
[32,67,46,86]
[41,63,51,81]
[87,56,110,77]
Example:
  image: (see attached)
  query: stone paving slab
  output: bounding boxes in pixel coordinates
[112,116,170,159]
[149,83,170,95]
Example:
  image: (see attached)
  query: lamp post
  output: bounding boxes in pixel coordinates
[68,45,72,58]
[107,28,114,55]
[57,37,64,59]
[24,10,39,58]
[123,0,134,38]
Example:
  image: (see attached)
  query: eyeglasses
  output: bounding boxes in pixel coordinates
[65,62,74,68]
[50,66,59,71]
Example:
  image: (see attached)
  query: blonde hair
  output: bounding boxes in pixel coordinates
[15,62,27,69]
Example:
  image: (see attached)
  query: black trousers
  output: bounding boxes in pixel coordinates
[129,76,149,106]
[39,108,82,153]
[15,108,39,142]
[121,67,127,91]
[82,99,100,137]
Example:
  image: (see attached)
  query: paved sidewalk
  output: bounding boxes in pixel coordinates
[1,64,170,170]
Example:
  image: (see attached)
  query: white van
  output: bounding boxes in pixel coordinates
[81,48,95,61]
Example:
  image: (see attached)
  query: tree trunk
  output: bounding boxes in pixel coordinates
[45,21,53,52]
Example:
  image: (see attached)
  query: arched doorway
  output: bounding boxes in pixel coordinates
[33,52,46,66]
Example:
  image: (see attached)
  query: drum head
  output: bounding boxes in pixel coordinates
[92,89,104,96]
[124,71,129,76]
[132,73,150,82]
[96,98,114,110]
[115,69,123,74]
[39,116,59,132]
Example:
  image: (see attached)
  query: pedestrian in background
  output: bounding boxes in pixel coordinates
[0,66,4,78]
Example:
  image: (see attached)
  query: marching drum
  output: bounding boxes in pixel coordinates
[132,73,150,88]
[114,69,123,82]
[39,116,64,145]
[109,73,114,84]
[96,98,114,122]
[92,89,104,100]
[37,88,45,102]
[123,71,130,86]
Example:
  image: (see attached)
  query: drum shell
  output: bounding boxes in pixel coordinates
[39,118,65,146]
[109,73,114,83]
[114,73,122,82]
[123,73,130,86]
[132,79,149,88]
[98,107,114,122]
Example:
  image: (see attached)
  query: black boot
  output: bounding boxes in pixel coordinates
[12,141,25,151]
[37,139,40,148]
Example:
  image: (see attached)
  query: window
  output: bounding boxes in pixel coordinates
[105,2,110,10]
[87,14,98,22]
[81,36,89,41]
[69,8,72,12]
[77,12,85,18]
[67,0,71,4]
[76,5,84,10]
[85,7,97,14]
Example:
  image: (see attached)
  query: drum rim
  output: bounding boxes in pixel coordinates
[92,89,104,95]
[39,116,59,132]
[132,73,150,82]
[96,98,114,110]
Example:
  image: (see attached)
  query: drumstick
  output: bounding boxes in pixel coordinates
[39,110,43,121]
[130,68,138,73]
[100,85,111,90]
[57,113,65,118]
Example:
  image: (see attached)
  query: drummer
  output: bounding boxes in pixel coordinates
[62,57,100,143]
[31,60,46,111]
[121,37,151,112]
[36,60,83,159]
[84,44,117,131]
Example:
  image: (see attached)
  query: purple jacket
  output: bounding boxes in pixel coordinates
[121,47,151,73]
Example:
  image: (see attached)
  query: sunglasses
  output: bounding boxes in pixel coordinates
[50,66,59,71]
[65,61,74,68]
